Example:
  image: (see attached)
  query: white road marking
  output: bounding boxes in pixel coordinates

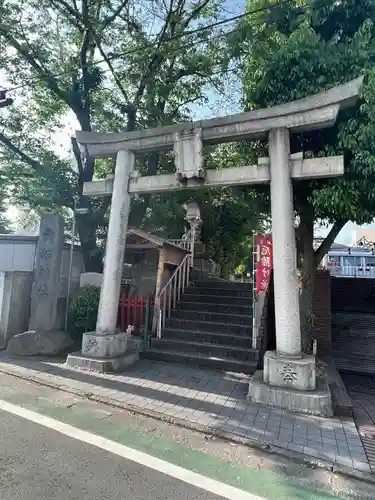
[0,399,266,500]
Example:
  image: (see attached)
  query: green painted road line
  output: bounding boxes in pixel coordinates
[0,381,340,500]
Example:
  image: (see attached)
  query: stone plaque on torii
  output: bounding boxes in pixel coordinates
[68,77,362,415]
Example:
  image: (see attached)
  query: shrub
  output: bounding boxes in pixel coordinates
[68,285,100,339]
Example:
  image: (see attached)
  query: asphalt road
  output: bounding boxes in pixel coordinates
[0,410,225,500]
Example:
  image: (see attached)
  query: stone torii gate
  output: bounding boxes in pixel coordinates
[67,77,362,415]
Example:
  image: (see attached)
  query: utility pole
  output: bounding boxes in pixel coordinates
[0,89,13,108]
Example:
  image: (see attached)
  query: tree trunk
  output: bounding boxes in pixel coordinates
[76,216,103,272]
[297,209,347,353]
[298,206,316,353]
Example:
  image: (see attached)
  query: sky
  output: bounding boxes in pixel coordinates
[1,0,374,244]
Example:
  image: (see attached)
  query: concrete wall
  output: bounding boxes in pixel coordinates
[0,235,36,272]
[0,234,85,341]
[0,235,84,294]
[313,270,331,355]
[0,271,33,348]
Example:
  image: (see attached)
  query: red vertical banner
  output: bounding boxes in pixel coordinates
[255,234,273,295]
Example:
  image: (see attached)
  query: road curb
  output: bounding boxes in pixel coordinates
[0,363,374,485]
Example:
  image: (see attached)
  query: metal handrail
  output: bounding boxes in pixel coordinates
[156,253,192,338]
[168,229,193,251]
[168,239,192,251]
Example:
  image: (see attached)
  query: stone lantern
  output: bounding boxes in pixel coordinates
[183,200,205,260]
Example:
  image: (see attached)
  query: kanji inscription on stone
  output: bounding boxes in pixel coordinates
[29,214,64,333]
[36,284,48,297]
[280,363,298,384]
[38,265,50,279]
[40,248,53,261]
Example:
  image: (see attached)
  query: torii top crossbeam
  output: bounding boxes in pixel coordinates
[76,77,363,158]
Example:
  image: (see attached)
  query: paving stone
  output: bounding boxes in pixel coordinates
[322,445,338,456]
[351,452,368,463]
[303,446,326,460]
[264,431,279,441]
[287,443,304,454]
[347,438,363,448]
[293,424,307,433]
[336,435,349,445]
[292,436,307,446]
[352,460,371,472]
[349,444,365,455]
[266,426,280,436]
[337,447,350,457]
[336,456,354,468]
[322,438,339,447]
[321,433,336,441]
[246,431,264,441]
[307,440,323,449]
[273,438,291,449]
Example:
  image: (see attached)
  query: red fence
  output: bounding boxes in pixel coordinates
[118,295,154,332]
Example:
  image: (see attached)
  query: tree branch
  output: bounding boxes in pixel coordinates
[0,30,75,111]
[182,0,210,29]
[50,0,85,31]
[0,131,43,171]
[314,219,347,266]
[133,0,175,105]
[94,37,130,103]
[102,0,130,29]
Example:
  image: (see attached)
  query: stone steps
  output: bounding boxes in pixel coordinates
[162,327,252,348]
[180,293,252,306]
[167,317,252,335]
[170,309,253,325]
[178,300,253,316]
[192,280,253,290]
[143,279,257,374]
[185,286,253,298]
[151,338,258,362]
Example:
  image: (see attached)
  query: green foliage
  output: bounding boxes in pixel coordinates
[0,0,236,271]
[236,0,375,260]
[68,285,100,339]
[234,0,375,349]
[0,174,10,234]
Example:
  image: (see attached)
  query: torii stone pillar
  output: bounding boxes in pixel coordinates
[66,77,362,414]
[260,128,316,392]
[81,150,135,360]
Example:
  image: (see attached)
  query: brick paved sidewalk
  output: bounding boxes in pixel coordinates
[0,354,371,475]
[342,373,375,472]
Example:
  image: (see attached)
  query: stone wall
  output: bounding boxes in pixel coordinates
[0,271,33,348]
[331,277,375,312]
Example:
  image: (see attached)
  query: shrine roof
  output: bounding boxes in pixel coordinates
[126,228,190,253]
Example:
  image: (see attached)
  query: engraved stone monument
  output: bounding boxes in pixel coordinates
[29,214,64,333]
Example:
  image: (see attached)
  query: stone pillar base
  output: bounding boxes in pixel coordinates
[81,331,129,358]
[66,351,139,373]
[65,332,142,373]
[263,350,316,391]
[247,370,333,417]
[248,351,333,417]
